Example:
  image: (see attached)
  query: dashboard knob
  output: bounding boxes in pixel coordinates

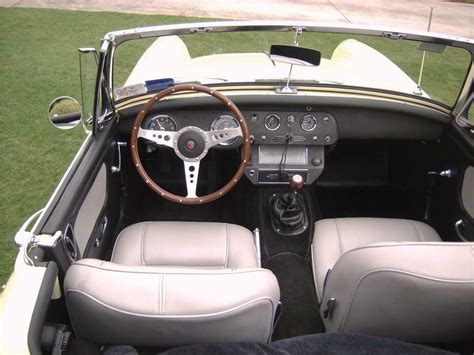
[249,135,255,144]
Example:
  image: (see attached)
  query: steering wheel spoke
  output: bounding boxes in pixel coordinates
[206,127,243,148]
[138,127,176,148]
[183,161,200,198]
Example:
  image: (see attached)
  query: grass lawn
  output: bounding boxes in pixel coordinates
[0,7,470,286]
[0,8,210,285]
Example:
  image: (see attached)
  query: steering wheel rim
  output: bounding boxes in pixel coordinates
[130,84,251,205]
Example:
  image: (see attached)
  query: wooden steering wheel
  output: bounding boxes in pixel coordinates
[130,84,251,205]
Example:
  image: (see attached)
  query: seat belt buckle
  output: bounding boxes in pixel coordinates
[323,297,336,320]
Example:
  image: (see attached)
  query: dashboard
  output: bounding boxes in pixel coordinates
[140,110,339,184]
[119,94,447,186]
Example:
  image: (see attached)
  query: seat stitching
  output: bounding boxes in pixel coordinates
[410,220,422,241]
[156,275,161,314]
[163,274,167,315]
[159,274,163,314]
[225,224,229,268]
[334,219,344,255]
[67,289,277,319]
[141,222,148,266]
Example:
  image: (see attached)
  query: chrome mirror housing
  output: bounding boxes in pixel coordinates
[47,96,82,130]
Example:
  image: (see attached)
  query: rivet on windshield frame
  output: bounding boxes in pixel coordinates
[136,163,139,167]
[219,192,223,195]
[179,199,183,202]
[244,160,247,163]
[210,91,214,94]
[132,145,135,148]
[146,180,149,183]
[161,192,165,196]
[191,86,195,90]
[227,102,231,106]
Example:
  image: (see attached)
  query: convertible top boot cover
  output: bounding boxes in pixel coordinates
[64,222,280,347]
[312,218,474,343]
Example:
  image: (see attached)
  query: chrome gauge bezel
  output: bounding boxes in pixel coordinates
[148,114,177,131]
[210,114,240,146]
[264,113,281,131]
[300,114,318,132]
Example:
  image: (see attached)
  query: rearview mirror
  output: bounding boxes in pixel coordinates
[48,96,82,130]
[270,45,321,67]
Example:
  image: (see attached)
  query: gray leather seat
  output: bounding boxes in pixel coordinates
[311,218,474,342]
[65,222,280,347]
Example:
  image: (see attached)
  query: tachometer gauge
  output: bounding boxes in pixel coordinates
[210,115,240,146]
[148,115,177,131]
[300,114,317,132]
[264,114,281,131]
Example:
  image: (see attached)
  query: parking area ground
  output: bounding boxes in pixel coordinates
[0,0,472,38]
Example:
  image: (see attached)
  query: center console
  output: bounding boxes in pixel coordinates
[243,110,338,184]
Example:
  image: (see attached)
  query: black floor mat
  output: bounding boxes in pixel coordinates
[316,185,427,220]
[265,253,324,341]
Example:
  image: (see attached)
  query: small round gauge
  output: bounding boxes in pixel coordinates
[264,114,281,131]
[210,115,240,146]
[148,114,177,131]
[300,114,318,132]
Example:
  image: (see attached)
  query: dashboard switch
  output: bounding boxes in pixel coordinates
[249,135,255,144]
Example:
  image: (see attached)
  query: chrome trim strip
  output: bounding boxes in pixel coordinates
[104,21,474,48]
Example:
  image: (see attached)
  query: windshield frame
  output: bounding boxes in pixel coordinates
[102,20,474,114]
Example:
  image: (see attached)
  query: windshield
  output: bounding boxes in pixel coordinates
[112,29,471,108]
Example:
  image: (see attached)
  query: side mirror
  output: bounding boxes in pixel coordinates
[48,96,82,130]
[270,45,321,67]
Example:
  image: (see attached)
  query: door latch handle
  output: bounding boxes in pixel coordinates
[455,219,468,242]
[111,142,127,173]
[94,216,108,247]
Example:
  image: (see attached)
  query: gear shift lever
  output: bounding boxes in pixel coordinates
[289,174,304,193]
[270,174,308,235]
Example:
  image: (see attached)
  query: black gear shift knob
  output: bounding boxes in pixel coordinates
[289,174,304,192]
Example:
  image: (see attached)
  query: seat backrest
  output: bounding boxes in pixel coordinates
[64,259,280,347]
[320,242,474,342]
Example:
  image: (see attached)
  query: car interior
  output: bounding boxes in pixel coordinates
[20,25,474,354]
[29,83,474,354]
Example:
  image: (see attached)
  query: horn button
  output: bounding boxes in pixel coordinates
[175,128,207,160]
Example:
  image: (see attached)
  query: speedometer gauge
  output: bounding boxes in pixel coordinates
[300,114,317,132]
[210,115,240,146]
[148,114,177,131]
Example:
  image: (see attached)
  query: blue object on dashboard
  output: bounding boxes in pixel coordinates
[145,78,175,92]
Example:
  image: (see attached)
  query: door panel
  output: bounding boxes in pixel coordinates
[430,123,474,242]
[35,119,121,275]
[74,163,107,256]
[461,166,474,219]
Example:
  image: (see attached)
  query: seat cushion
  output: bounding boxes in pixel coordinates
[112,221,258,268]
[311,218,441,299]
